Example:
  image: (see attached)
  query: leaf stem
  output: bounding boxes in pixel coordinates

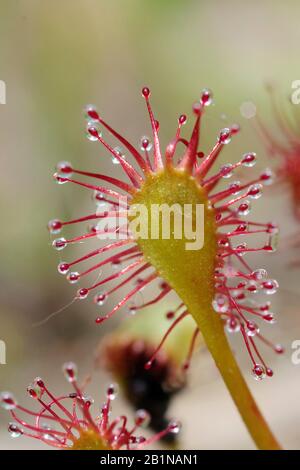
[191,304,281,450]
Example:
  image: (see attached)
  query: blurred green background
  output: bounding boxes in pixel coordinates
[0,0,300,449]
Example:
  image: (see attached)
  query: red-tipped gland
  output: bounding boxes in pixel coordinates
[106,383,118,400]
[248,184,262,199]
[94,292,108,306]
[275,344,284,354]
[85,105,99,121]
[263,313,275,323]
[179,114,187,125]
[8,423,23,438]
[260,169,274,185]
[52,238,67,251]
[252,364,266,381]
[88,126,99,138]
[0,392,17,410]
[261,279,279,294]
[219,128,231,144]
[77,288,89,300]
[242,152,257,167]
[135,409,151,428]
[56,161,73,177]
[238,202,251,215]
[58,262,70,275]
[35,378,45,388]
[142,87,150,98]
[62,362,77,383]
[66,272,80,284]
[167,420,182,434]
[47,219,62,235]
[54,174,68,184]
[140,137,152,152]
[200,88,213,107]
[27,386,38,399]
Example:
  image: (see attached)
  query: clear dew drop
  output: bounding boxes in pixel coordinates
[142,87,150,98]
[56,161,73,178]
[235,242,247,256]
[221,163,233,178]
[246,322,260,337]
[238,201,251,216]
[62,362,78,383]
[248,184,263,199]
[77,288,89,300]
[261,168,274,185]
[47,219,62,235]
[247,280,258,293]
[127,303,137,316]
[212,294,229,313]
[219,128,231,145]
[229,181,241,194]
[84,104,98,122]
[57,262,70,275]
[52,237,67,251]
[261,279,279,295]
[0,392,17,410]
[140,136,153,152]
[168,420,182,434]
[252,269,268,281]
[135,409,151,428]
[241,152,256,167]
[218,237,230,248]
[107,383,118,400]
[179,114,187,125]
[225,318,241,334]
[94,291,108,306]
[66,271,80,284]
[54,172,68,185]
[252,364,266,381]
[201,88,213,106]
[8,423,23,438]
[86,120,102,141]
[263,313,276,324]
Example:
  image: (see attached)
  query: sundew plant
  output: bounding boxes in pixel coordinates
[2,87,283,450]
